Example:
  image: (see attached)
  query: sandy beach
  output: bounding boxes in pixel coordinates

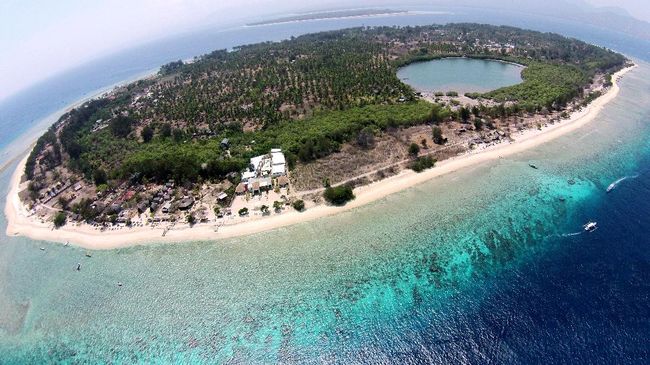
[244,10,448,27]
[4,65,635,249]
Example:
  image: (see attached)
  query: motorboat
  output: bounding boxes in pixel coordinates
[583,221,598,232]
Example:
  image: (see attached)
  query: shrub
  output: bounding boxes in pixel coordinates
[110,116,133,138]
[432,126,445,145]
[356,127,375,149]
[54,212,67,228]
[408,143,420,157]
[141,126,154,143]
[323,185,355,206]
[292,200,305,211]
[410,156,436,172]
[160,123,172,138]
[93,169,108,186]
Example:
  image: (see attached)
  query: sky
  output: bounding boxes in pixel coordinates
[1,0,650,102]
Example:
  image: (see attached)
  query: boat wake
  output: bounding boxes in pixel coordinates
[544,231,583,240]
[606,174,639,193]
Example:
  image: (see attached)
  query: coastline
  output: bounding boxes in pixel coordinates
[244,10,447,27]
[4,65,635,250]
[0,67,159,175]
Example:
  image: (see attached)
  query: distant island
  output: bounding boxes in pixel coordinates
[7,24,632,247]
[246,9,409,26]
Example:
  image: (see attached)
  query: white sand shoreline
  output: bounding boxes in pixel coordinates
[4,65,635,250]
[244,10,447,28]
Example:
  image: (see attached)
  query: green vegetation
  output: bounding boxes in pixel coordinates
[141,126,154,143]
[186,213,196,225]
[261,205,270,215]
[410,156,436,172]
[432,126,444,145]
[110,116,133,138]
[408,143,420,157]
[160,60,184,75]
[483,63,587,111]
[273,201,283,211]
[323,185,355,205]
[238,207,249,216]
[25,24,626,192]
[53,212,67,228]
[356,127,375,149]
[292,200,305,211]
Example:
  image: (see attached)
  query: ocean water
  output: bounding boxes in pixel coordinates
[1,7,650,364]
[397,58,524,93]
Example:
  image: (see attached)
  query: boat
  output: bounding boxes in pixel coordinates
[583,221,598,232]
[606,183,616,193]
[529,163,538,169]
[85,252,92,258]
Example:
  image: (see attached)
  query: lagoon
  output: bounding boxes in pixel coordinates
[397,57,524,94]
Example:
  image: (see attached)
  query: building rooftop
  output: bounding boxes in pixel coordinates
[235,183,247,194]
[277,175,289,186]
[271,152,286,165]
[271,164,285,176]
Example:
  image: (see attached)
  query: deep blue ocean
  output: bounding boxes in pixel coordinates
[0,5,649,363]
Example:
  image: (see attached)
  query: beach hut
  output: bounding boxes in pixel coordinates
[216,192,228,201]
[235,183,247,195]
[277,175,289,188]
[178,196,195,211]
[251,181,261,194]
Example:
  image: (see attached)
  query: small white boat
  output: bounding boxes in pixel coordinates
[583,221,598,232]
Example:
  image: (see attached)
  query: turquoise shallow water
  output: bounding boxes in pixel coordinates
[397,58,524,93]
[0,63,648,362]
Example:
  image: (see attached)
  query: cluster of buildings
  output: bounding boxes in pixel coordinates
[236,148,289,195]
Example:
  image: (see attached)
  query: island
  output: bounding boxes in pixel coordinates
[246,9,410,26]
[6,24,633,248]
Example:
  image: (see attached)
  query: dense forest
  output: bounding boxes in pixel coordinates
[25,23,627,188]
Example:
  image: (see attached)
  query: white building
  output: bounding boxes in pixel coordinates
[241,149,287,182]
[270,149,286,177]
